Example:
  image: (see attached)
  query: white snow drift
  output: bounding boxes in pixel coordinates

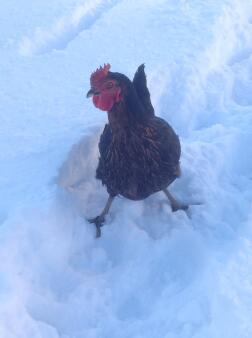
[0,0,252,337]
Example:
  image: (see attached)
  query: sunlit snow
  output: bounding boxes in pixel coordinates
[1,0,252,337]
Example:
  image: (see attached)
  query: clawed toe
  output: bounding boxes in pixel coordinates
[171,204,189,213]
[88,215,105,226]
[87,196,115,238]
[88,216,105,238]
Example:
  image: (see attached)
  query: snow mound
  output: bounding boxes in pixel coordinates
[1,0,252,337]
[19,0,120,56]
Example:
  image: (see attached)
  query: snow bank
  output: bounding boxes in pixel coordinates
[1,0,252,337]
[19,0,120,56]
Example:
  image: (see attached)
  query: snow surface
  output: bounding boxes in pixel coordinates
[1,0,252,337]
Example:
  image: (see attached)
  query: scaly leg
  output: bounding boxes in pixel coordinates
[163,188,188,212]
[88,195,115,238]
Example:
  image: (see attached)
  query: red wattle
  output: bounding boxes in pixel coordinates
[92,88,121,111]
[93,95,114,111]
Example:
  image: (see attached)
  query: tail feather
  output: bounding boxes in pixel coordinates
[133,64,155,117]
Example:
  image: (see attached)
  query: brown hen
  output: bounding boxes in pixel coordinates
[86,64,188,237]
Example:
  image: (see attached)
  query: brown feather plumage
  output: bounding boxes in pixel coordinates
[96,100,181,200]
[86,64,187,236]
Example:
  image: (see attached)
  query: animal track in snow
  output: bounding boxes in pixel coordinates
[19,0,120,56]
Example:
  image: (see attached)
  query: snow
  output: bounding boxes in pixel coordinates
[1,0,252,337]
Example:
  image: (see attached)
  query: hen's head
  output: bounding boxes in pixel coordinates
[86,64,122,111]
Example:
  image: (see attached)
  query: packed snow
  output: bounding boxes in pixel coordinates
[1,0,252,337]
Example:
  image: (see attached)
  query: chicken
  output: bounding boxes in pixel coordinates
[86,64,188,237]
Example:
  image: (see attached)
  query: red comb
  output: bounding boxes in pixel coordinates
[90,63,111,86]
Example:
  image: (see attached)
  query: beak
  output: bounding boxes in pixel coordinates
[86,89,94,98]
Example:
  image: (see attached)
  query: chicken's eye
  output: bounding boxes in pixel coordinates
[105,82,114,90]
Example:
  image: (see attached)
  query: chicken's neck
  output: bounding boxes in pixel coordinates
[107,101,133,133]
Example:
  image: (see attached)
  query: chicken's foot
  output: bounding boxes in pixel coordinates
[88,195,115,238]
[163,188,188,212]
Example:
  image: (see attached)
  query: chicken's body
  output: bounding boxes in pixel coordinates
[97,114,181,201]
[87,64,187,237]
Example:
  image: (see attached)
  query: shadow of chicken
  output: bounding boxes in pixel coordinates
[86,63,188,237]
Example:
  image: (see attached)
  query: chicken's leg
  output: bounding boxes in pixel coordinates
[88,195,115,238]
[163,188,188,212]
